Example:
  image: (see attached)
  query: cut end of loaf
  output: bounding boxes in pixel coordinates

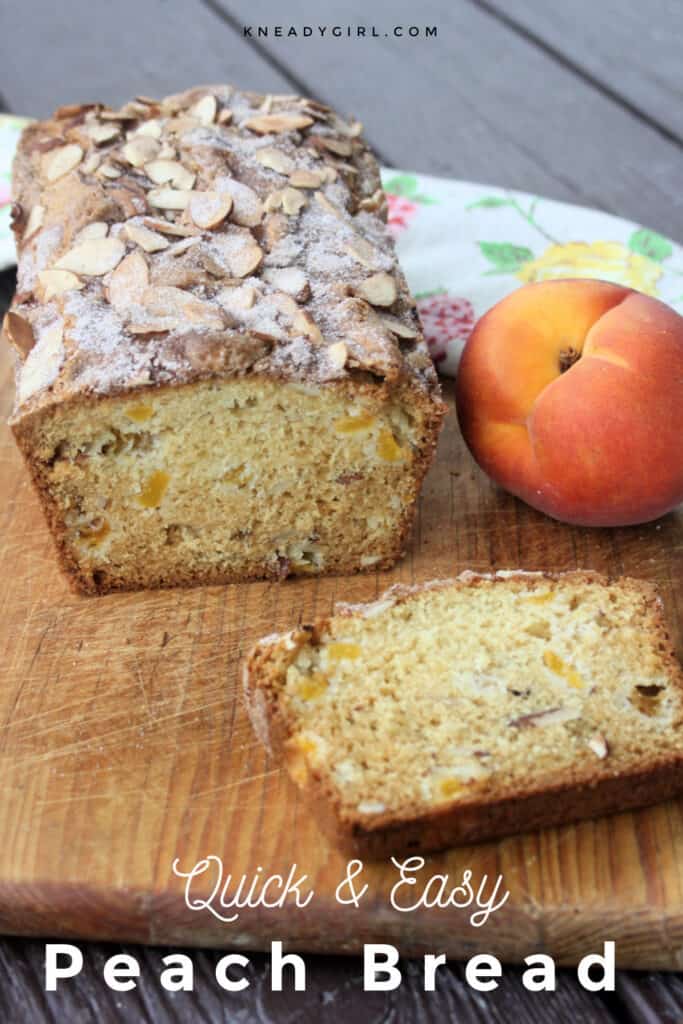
[244,571,683,856]
[13,375,441,593]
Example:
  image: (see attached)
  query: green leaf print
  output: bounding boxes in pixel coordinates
[382,174,437,205]
[628,228,673,263]
[466,196,512,210]
[478,241,534,274]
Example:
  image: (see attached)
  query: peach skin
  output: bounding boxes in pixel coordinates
[455,279,683,526]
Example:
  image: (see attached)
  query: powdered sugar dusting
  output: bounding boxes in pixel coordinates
[10,83,440,417]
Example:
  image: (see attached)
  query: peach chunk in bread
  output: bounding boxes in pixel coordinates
[456,279,683,526]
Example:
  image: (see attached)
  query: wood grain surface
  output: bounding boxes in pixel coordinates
[0,321,682,967]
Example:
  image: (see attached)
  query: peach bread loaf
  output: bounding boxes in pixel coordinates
[4,85,445,593]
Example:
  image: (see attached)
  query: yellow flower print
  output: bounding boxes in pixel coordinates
[517,241,662,296]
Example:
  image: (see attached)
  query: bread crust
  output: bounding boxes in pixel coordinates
[243,570,683,857]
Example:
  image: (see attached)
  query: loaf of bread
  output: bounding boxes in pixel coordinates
[4,85,445,593]
[243,571,683,857]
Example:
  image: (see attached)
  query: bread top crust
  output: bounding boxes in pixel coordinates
[5,84,441,423]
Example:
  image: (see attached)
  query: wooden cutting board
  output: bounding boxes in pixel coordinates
[1,344,682,970]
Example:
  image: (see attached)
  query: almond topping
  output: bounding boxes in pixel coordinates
[122,135,161,167]
[98,163,121,179]
[218,283,257,312]
[107,251,149,310]
[255,147,295,174]
[327,340,348,369]
[43,144,83,182]
[86,122,120,145]
[217,108,233,125]
[147,187,193,210]
[81,153,101,174]
[281,187,307,216]
[380,314,418,339]
[125,222,170,253]
[55,237,125,276]
[243,113,313,134]
[189,191,233,230]
[288,168,324,188]
[263,267,310,302]
[190,94,217,125]
[3,312,35,359]
[72,221,109,244]
[145,159,196,190]
[346,242,381,271]
[24,205,45,240]
[264,190,284,213]
[38,268,84,300]
[141,285,224,328]
[133,119,163,139]
[142,217,196,237]
[315,191,345,220]
[317,136,352,157]
[292,309,323,344]
[357,272,397,307]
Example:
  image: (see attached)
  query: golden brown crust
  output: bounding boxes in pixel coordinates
[243,571,683,857]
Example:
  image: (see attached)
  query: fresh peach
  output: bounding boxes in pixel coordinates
[456,279,683,526]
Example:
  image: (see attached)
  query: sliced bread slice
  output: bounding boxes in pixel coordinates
[243,571,683,857]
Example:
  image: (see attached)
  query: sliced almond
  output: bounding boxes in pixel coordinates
[316,136,352,157]
[42,144,83,183]
[218,283,257,313]
[147,187,193,211]
[125,222,170,253]
[292,309,323,344]
[343,237,379,269]
[255,147,295,175]
[217,108,233,125]
[55,237,125,276]
[99,101,149,120]
[141,285,224,328]
[190,94,217,125]
[166,236,202,257]
[263,267,310,302]
[321,165,338,184]
[73,221,109,244]
[122,135,161,167]
[226,239,262,279]
[358,272,397,307]
[24,205,44,241]
[145,159,195,190]
[281,187,306,216]
[327,340,348,370]
[509,706,581,729]
[82,152,101,175]
[98,162,121,179]
[133,119,163,139]
[86,122,120,145]
[189,191,233,230]
[288,168,323,189]
[264,190,284,213]
[3,312,35,359]
[142,217,196,237]
[215,179,263,228]
[107,251,149,310]
[38,268,84,300]
[587,733,609,759]
[243,113,314,134]
[315,191,345,220]
[380,314,418,339]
